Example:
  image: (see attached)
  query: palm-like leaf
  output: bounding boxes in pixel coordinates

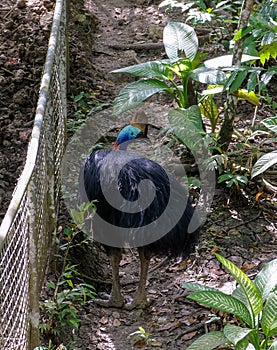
[204,54,259,68]
[251,150,277,178]
[188,290,253,325]
[254,259,277,301]
[262,116,277,134]
[168,106,204,152]
[111,61,171,80]
[261,291,277,336]
[113,79,171,115]
[163,22,198,61]
[186,331,227,350]
[223,324,253,345]
[269,340,277,350]
[190,66,226,84]
[215,254,263,323]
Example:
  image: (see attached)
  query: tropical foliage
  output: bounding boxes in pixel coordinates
[183,255,277,350]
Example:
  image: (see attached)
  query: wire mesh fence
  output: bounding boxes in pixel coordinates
[0,0,67,348]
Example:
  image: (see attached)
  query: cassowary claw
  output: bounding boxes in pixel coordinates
[124,297,153,310]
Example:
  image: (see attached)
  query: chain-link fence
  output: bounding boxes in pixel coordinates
[0,0,67,348]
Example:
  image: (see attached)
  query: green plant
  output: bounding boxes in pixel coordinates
[112,21,226,116]
[39,226,96,344]
[183,254,277,350]
[34,341,67,350]
[251,116,277,185]
[218,172,248,189]
[68,91,108,133]
[129,327,156,348]
[40,266,95,341]
[159,0,241,29]
[198,90,221,133]
[237,0,277,64]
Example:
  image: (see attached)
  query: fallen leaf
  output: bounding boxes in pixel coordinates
[168,259,189,271]
[255,192,264,201]
[99,316,108,325]
[151,341,163,347]
[211,246,219,254]
[241,262,255,272]
[113,318,121,327]
[181,330,197,341]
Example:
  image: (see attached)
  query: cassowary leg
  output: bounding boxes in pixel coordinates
[95,250,124,308]
[125,248,152,310]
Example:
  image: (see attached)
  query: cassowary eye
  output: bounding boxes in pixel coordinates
[130,132,134,136]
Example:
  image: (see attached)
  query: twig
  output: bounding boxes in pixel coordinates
[251,105,259,127]
[263,212,276,227]
[228,210,262,229]
[4,4,18,19]
[0,67,14,75]
[149,257,169,274]
[174,322,204,340]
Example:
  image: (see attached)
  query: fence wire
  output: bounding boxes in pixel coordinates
[0,0,67,348]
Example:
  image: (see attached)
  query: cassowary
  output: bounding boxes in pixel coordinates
[79,124,200,309]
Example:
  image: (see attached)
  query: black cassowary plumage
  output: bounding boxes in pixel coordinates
[79,125,200,309]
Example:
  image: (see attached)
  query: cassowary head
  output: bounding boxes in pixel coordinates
[113,125,145,150]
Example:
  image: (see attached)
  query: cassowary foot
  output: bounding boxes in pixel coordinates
[124,297,153,310]
[94,293,124,308]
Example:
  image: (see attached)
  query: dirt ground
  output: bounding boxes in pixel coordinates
[1,0,276,349]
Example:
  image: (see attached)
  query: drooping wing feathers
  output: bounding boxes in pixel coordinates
[80,149,199,256]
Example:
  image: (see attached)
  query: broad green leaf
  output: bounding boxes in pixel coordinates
[111,61,171,80]
[204,54,259,69]
[186,331,227,350]
[223,71,239,91]
[254,259,277,301]
[235,337,250,350]
[262,116,277,134]
[215,254,263,321]
[229,70,248,94]
[163,22,198,61]
[261,31,276,46]
[159,0,194,11]
[237,90,259,106]
[113,79,171,115]
[190,67,226,84]
[218,173,232,183]
[233,27,253,41]
[168,106,204,151]
[269,340,277,350]
[199,95,219,129]
[260,50,271,65]
[251,150,277,178]
[233,29,243,41]
[182,281,217,292]
[187,290,252,325]
[201,86,224,95]
[167,58,192,76]
[261,291,277,336]
[261,70,277,87]
[247,72,258,92]
[223,324,253,345]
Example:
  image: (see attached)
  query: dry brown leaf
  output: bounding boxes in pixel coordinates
[99,316,108,325]
[113,318,121,327]
[241,262,255,271]
[181,330,198,341]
